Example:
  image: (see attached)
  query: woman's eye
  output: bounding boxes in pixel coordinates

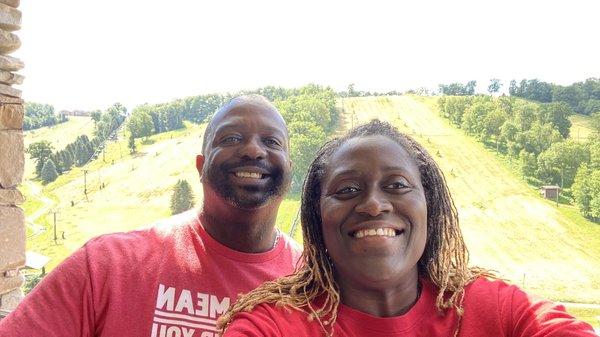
[335,186,360,195]
[386,181,409,189]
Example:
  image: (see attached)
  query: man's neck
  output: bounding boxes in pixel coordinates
[199,193,281,253]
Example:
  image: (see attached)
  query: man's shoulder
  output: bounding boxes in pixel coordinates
[83,210,200,257]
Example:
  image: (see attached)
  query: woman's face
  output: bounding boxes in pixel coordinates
[319,135,428,292]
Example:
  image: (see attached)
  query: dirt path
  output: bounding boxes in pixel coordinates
[25,181,55,238]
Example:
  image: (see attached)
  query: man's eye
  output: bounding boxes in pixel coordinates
[221,136,241,144]
[264,138,282,148]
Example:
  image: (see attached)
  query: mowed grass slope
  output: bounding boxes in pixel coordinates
[24,116,95,179]
[569,114,596,143]
[26,122,302,270]
[339,96,600,304]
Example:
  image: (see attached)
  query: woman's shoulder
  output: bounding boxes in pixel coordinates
[224,302,322,337]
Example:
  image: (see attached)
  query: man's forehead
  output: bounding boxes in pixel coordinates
[212,104,288,134]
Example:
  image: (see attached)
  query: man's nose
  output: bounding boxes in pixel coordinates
[354,189,393,217]
[238,136,267,160]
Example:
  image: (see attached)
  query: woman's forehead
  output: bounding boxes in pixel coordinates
[325,135,418,178]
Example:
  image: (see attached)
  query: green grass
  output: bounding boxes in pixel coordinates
[23,116,95,179]
[25,122,303,270]
[569,114,595,143]
[340,96,600,304]
[23,98,600,321]
[563,306,600,329]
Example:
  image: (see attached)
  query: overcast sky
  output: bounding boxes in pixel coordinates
[14,0,600,112]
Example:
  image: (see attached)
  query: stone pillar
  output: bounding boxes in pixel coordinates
[0,0,23,318]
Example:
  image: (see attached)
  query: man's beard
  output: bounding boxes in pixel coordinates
[204,159,291,209]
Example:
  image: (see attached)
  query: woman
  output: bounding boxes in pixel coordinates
[218,120,596,336]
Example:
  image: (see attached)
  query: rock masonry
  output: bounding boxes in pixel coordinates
[0,0,23,318]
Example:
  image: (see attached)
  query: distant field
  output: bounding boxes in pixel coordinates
[339,96,600,305]
[569,114,595,143]
[23,116,95,179]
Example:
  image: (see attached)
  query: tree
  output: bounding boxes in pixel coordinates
[519,150,537,177]
[591,112,600,135]
[536,140,590,187]
[488,79,502,95]
[27,141,54,177]
[572,164,600,220]
[128,106,154,138]
[128,133,137,154]
[346,83,358,97]
[170,180,194,215]
[41,158,59,183]
[23,273,45,294]
[539,102,573,138]
[288,121,327,191]
[23,102,61,130]
[90,110,102,123]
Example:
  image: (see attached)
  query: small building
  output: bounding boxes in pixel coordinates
[540,185,560,199]
[24,251,50,275]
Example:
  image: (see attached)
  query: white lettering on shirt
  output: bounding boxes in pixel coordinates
[151,283,231,337]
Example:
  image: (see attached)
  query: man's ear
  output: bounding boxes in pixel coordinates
[196,155,205,177]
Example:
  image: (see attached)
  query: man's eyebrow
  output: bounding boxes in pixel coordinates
[214,123,287,138]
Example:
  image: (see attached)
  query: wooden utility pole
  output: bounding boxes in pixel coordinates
[83,170,89,200]
[51,209,59,244]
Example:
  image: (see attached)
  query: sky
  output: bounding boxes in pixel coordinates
[14,0,600,112]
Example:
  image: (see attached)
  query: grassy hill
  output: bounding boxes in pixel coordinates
[339,96,600,305]
[24,122,302,271]
[23,97,599,326]
[24,116,95,179]
[569,114,595,143]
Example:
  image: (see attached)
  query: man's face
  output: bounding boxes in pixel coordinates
[198,103,292,209]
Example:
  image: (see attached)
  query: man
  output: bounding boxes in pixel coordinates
[0,95,301,337]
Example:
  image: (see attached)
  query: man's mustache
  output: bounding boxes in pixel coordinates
[220,159,276,174]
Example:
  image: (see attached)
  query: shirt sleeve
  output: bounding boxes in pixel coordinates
[222,305,283,337]
[0,246,95,337]
[507,285,598,337]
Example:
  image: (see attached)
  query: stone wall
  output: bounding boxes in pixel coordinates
[0,0,23,318]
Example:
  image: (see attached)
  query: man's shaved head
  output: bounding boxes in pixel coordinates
[202,95,288,154]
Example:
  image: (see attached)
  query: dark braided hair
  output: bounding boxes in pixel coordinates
[218,120,492,336]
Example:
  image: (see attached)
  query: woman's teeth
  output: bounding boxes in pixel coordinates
[353,228,400,238]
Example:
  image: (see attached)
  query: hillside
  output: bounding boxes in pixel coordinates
[23,97,599,318]
[339,96,600,304]
[569,113,595,143]
[23,116,95,179]
[24,122,301,271]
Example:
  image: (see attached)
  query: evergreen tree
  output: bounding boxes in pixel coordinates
[170,180,194,215]
[27,141,54,177]
[41,158,59,184]
[128,134,137,154]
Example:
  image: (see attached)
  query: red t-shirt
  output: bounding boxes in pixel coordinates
[224,278,597,337]
[0,210,302,337]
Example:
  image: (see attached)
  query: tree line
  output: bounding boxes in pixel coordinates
[27,103,127,183]
[438,95,600,221]
[24,102,68,131]
[127,84,339,192]
[509,78,600,115]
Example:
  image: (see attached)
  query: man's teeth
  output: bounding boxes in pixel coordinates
[353,228,399,238]
[235,172,263,179]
